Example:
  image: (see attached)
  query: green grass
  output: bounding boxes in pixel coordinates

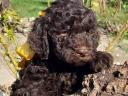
[10,0,49,17]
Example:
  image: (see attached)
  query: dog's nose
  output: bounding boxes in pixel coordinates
[75,47,91,57]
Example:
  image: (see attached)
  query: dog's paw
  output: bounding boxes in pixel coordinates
[92,51,113,72]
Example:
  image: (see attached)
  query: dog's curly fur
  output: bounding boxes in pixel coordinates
[11,0,113,96]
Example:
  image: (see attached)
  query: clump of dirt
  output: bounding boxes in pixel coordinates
[82,63,128,96]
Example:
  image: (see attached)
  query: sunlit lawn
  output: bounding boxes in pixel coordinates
[10,0,48,17]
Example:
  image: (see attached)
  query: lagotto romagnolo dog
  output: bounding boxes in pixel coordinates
[11,0,113,96]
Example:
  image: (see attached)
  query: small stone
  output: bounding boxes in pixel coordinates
[0,90,6,96]
[28,17,35,22]
[81,88,88,95]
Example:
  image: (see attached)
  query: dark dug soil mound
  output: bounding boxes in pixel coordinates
[82,63,128,96]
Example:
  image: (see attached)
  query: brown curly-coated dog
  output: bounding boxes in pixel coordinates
[11,0,113,96]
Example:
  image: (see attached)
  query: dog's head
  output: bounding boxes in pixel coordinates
[28,0,99,66]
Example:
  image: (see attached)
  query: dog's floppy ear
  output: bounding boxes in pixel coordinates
[27,17,49,59]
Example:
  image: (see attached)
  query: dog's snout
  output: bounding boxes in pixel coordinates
[75,47,92,57]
